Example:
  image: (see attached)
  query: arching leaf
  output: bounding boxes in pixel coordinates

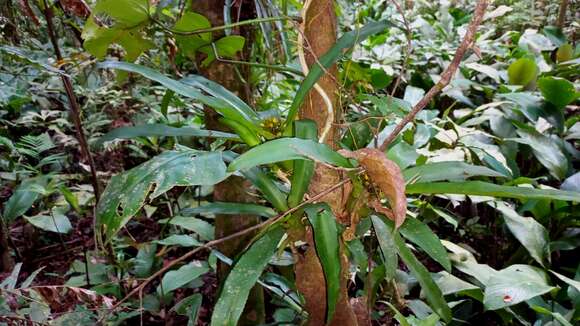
[227,138,352,172]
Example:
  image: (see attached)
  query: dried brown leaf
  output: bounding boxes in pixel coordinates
[341,148,407,227]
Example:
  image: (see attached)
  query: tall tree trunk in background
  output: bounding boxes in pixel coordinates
[190,1,265,325]
[557,0,568,29]
[295,1,360,325]
[0,0,20,44]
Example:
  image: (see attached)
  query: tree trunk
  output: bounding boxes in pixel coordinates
[295,1,359,325]
[0,0,20,44]
[190,1,265,325]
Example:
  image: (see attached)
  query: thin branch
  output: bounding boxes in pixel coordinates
[151,15,301,36]
[389,0,413,97]
[101,176,353,318]
[378,0,489,152]
[41,0,101,202]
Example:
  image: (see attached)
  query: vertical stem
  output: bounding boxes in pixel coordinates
[557,0,568,29]
[0,217,14,272]
[41,0,101,203]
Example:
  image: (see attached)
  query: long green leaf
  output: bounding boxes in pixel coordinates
[371,216,398,280]
[400,218,451,272]
[3,176,49,223]
[304,204,341,323]
[403,162,507,182]
[288,120,317,207]
[158,261,209,294]
[181,75,257,122]
[97,61,260,131]
[97,124,240,145]
[180,202,276,218]
[284,20,393,131]
[376,216,452,322]
[227,138,352,172]
[406,181,580,202]
[211,226,285,326]
[223,152,289,212]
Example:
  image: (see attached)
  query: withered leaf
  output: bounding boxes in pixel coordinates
[341,148,407,227]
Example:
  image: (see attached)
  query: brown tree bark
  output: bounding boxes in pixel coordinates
[294,1,359,325]
[0,0,19,44]
[190,1,265,325]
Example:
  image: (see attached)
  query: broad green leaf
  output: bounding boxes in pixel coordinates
[550,271,580,293]
[215,35,245,57]
[154,235,203,247]
[93,0,149,26]
[82,18,153,61]
[180,202,276,218]
[24,208,72,234]
[556,43,574,62]
[542,26,567,47]
[174,12,212,57]
[305,204,341,323]
[227,138,352,172]
[492,202,549,266]
[403,162,507,183]
[199,35,246,66]
[96,150,227,241]
[512,127,568,180]
[561,172,580,192]
[284,20,394,130]
[388,217,452,322]
[288,120,317,208]
[406,181,580,202]
[158,261,209,294]
[432,271,479,296]
[211,226,285,326]
[98,62,259,130]
[223,151,289,212]
[173,293,203,325]
[484,265,555,310]
[499,92,543,123]
[133,243,157,278]
[158,216,214,241]
[400,218,451,272]
[241,167,289,212]
[507,58,538,86]
[371,215,398,280]
[97,124,239,145]
[537,77,579,109]
[3,176,48,223]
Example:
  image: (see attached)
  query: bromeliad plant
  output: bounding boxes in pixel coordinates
[91,4,580,326]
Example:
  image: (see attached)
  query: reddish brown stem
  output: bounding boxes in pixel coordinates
[379,0,489,152]
[42,0,101,203]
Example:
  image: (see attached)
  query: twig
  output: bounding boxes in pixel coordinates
[41,0,101,203]
[378,0,489,152]
[101,176,353,318]
[151,15,301,36]
[389,0,413,97]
